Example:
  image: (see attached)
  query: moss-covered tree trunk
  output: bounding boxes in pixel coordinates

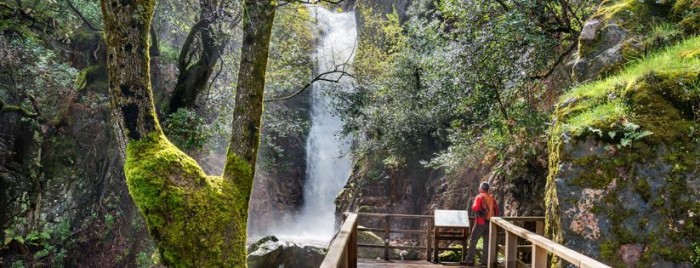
[101,0,277,266]
[223,0,276,193]
[102,0,160,147]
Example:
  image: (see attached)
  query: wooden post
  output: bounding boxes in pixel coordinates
[536,220,545,236]
[532,244,547,268]
[487,221,498,268]
[505,231,518,268]
[426,219,433,261]
[461,227,468,262]
[433,226,439,263]
[349,219,357,268]
[384,215,390,261]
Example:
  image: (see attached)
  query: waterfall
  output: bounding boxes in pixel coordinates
[297,7,356,242]
[251,6,356,245]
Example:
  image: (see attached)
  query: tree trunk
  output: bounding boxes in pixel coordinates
[165,0,229,115]
[102,0,160,146]
[223,0,276,193]
[101,0,275,266]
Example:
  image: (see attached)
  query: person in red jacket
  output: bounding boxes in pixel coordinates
[464,182,499,266]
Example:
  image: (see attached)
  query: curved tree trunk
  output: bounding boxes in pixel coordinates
[101,0,276,266]
[165,0,230,115]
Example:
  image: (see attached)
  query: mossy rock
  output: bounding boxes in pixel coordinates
[438,244,463,262]
[357,228,385,259]
[573,0,697,83]
[547,37,700,266]
[125,132,249,267]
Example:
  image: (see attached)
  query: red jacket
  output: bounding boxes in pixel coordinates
[472,192,499,225]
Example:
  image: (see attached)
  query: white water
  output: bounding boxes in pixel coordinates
[256,7,356,245]
[295,7,356,242]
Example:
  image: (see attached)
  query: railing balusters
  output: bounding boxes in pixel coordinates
[426,219,432,261]
[383,215,390,260]
[505,230,518,268]
[487,221,499,268]
[533,244,548,268]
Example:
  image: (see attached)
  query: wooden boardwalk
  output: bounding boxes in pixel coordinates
[358,259,475,267]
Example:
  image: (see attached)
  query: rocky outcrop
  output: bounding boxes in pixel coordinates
[572,0,698,83]
[0,30,154,267]
[546,36,700,266]
[247,236,326,268]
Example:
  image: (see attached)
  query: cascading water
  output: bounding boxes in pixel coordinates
[297,6,355,241]
[275,7,356,243]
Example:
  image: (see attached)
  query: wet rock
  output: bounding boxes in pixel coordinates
[247,236,327,268]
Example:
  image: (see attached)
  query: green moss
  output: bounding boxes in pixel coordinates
[556,37,700,143]
[125,132,248,267]
[74,65,100,90]
[673,0,700,33]
[548,37,700,265]
[438,244,463,262]
[224,151,254,198]
[634,178,651,202]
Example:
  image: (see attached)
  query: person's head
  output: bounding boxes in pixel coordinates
[479,182,490,193]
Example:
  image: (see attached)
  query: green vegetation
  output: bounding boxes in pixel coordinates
[437,244,463,262]
[554,37,700,142]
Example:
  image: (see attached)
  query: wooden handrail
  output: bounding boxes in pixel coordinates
[488,217,610,268]
[357,212,435,219]
[321,213,358,268]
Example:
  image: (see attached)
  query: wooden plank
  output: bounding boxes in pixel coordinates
[357,244,429,251]
[535,221,544,236]
[321,213,358,268]
[505,231,518,268]
[350,223,357,268]
[384,215,390,261]
[358,227,425,234]
[433,226,438,262]
[359,212,434,219]
[426,219,432,261]
[532,244,547,268]
[487,221,498,268]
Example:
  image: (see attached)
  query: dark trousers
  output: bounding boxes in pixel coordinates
[465,222,489,264]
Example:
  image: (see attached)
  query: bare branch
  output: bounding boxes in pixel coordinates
[529,41,577,80]
[66,0,102,31]
[265,64,354,102]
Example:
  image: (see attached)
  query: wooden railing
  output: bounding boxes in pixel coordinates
[355,212,435,261]
[320,213,358,268]
[322,213,611,268]
[487,217,610,268]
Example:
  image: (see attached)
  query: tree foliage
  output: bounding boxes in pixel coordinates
[336,0,598,176]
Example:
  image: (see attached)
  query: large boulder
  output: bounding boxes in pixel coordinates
[572,0,699,83]
[546,37,700,266]
[247,236,326,268]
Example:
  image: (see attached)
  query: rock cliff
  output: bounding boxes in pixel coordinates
[547,1,700,265]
